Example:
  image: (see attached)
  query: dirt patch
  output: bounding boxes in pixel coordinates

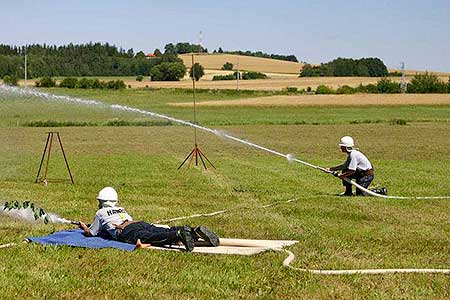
[169,94,450,107]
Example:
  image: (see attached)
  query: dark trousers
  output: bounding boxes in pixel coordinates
[117,221,184,246]
[343,172,374,196]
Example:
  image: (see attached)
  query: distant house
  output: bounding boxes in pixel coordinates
[146,53,156,59]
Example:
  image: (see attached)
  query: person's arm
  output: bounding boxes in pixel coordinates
[79,221,93,236]
[338,169,356,179]
[79,214,101,237]
[327,164,345,172]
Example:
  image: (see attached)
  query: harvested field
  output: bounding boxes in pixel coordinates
[170,93,450,107]
[179,53,303,74]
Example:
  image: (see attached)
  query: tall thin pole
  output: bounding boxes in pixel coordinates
[192,54,197,145]
[237,55,240,91]
[24,47,27,87]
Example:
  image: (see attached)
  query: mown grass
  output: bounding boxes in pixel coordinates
[1,89,450,299]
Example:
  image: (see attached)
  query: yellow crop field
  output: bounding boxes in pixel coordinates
[179,53,303,74]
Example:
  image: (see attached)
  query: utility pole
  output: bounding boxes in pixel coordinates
[400,62,407,93]
[24,46,27,87]
[237,55,240,91]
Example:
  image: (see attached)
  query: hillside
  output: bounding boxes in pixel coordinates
[179,53,304,74]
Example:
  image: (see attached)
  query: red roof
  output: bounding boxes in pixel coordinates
[146,53,155,57]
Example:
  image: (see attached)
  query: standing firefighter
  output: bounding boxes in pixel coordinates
[326,136,386,196]
[78,187,219,251]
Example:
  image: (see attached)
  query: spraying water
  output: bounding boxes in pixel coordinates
[1,201,74,224]
[1,85,449,199]
[0,84,319,168]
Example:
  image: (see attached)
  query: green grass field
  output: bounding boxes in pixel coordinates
[1,87,450,299]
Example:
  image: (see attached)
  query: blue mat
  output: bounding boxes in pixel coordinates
[28,229,136,252]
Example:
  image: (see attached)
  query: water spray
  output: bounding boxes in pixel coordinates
[1,201,77,225]
[1,84,449,199]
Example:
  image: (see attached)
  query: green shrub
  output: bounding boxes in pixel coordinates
[77,78,93,89]
[2,75,19,86]
[91,79,104,89]
[285,87,298,93]
[376,78,401,93]
[212,73,236,81]
[389,119,408,125]
[355,83,378,93]
[136,75,144,82]
[388,71,403,77]
[315,85,335,94]
[407,72,449,93]
[336,85,355,94]
[59,77,78,88]
[242,71,267,80]
[222,62,233,70]
[105,80,126,90]
[35,77,56,87]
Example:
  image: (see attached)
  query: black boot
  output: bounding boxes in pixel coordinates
[192,226,220,247]
[371,187,388,195]
[176,226,194,252]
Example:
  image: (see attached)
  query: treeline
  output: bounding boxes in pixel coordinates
[161,42,299,62]
[0,43,188,81]
[0,43,154,77]
[163,42,207,54]
[217,49,298,63]
[314,73,450,94]
[300,58,388,77]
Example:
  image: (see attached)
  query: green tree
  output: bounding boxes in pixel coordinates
[150,62,186,81]
[189,63,204,81]
[222,62,233,70]
[408,72,448,93]
[154,48,162,57]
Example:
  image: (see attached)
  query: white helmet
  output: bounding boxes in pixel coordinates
[97,187,118,208]
[339,136,354,148]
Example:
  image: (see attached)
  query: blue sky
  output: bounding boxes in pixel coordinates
[1,0,449,71]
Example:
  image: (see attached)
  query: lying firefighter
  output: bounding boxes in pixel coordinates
[78,187,219,251]
[325,136,387,196]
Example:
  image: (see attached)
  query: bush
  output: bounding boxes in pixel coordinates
[59,77,78,88]
[388,71,403,77]
[35,77,56,87]
[77,78,93,89]
[136,75,144,81]
[150,62,186,81]
[222,62,233,70]
[2,75,18,86]
[407,72,449,93]
[212,73,236,81]
[91,79,104,89]
[355,83,378,93]
[242,71,267,80]
[189,63,204,81]
[336,85,355,94]
[285,87,298,93]
[315,85,335,94]
[105,80,126,90]
[376,78,401,93]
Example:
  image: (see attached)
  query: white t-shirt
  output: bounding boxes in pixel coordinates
[344,150,372,171]
[88,206,133,238]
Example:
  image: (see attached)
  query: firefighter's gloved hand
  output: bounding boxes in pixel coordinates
[332,171,339,177]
